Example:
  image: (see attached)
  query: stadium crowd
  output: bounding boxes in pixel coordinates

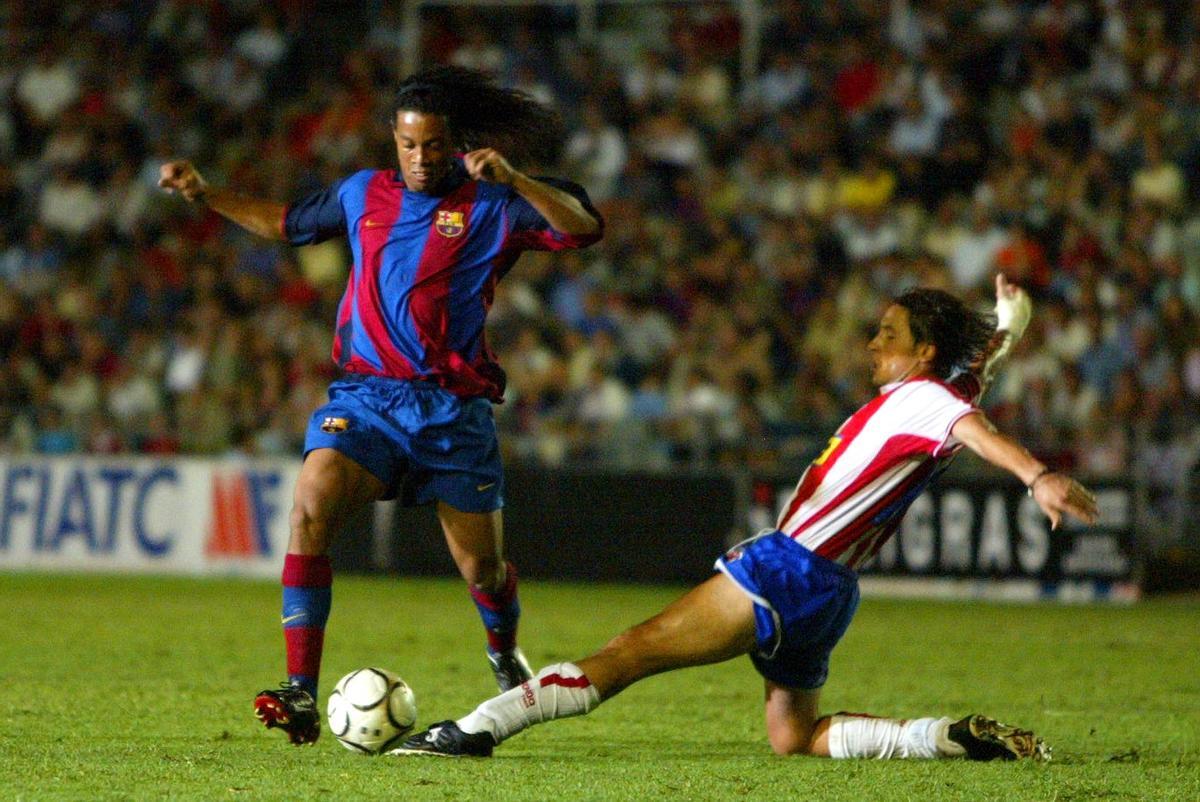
[0,0,1197,494]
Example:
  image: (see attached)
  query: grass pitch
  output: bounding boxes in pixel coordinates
[0,573,1197,801]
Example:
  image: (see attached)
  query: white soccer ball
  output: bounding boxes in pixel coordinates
[326,667,417,755]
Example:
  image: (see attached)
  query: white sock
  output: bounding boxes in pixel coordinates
[457,662,600,743]
[827,715,965,759]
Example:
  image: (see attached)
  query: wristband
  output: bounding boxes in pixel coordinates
[1026,467,1053,496]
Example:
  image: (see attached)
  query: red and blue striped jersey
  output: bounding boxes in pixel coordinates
[284,161,601,401]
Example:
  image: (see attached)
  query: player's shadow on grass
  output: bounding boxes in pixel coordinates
[506,738,773,760]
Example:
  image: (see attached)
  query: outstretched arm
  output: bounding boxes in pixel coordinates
[462,148,600,236]
[159,160,287,242]
[951,411,1098,530]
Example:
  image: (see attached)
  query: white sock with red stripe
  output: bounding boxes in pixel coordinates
[457,662,600,743]
[827,714,965,759]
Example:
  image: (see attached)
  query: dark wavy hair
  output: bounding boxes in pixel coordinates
[391,66,564,166]
[893,288,996,379]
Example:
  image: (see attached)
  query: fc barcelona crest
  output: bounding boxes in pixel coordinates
[435,210,465,238]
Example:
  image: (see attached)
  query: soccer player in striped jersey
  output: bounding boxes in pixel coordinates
[159,67,602,745]
[395,275,1098,761]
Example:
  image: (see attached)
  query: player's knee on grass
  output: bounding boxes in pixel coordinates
[766,716,828,756]
[767,731,808,756]
[766,720,809,756]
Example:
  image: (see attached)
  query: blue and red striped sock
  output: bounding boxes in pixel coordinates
[469,561,520,654]
[281,553,332,699]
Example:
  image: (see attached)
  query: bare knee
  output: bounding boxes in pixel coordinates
[764,680,828,756]
[288,450,383,554]
[438,505,504,589]
[768,715,830,756]
[768,726,813,756]
[289,488,340,554]
[459,553,503,589]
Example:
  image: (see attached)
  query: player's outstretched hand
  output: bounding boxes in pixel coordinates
[1031,472,1099,530]
[994,273,1031,340]
[463,148,516,185]
[158,160,208,202]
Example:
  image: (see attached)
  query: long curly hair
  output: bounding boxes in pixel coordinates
[390,66,564,166]
[893,288,996,379]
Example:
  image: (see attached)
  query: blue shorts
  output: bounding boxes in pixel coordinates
[303,374,504,513]
[715,531,860,690]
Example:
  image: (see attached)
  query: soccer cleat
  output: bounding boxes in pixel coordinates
[487,646,533,692]
[387,720,495,757]
[254,683,320,746]
[948,714,1050,761]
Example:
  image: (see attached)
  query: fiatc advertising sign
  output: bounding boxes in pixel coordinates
[0,457,298,577]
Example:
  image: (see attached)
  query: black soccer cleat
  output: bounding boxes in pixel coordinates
[487,646,533,692]
[387,720,495,757]
[948,714,1050,761]
[254,683,320,746]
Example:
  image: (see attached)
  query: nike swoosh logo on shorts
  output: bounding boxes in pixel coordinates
[477,482,496,492]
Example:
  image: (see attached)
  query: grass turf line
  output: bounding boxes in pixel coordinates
[0,573,1197,801]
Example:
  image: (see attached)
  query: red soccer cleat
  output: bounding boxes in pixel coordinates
[254,684,320,746]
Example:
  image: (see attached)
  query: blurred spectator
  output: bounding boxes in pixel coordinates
[1131,135,1185,211]
[39,167,105,238]
[234,9,290,71]
[0,0,1194,497]
[888,94,942,159]
[623,50,680,111]
[948,203,1008,292]
[741,50,810,113]
[1,223,63,298]
[836,153,896,213]
[994,223,1050,292]
[164,325,210,397]
[562,100,628,204]
[16,43,80,128]
[1077,310,1128,398]
[451,25,507,76]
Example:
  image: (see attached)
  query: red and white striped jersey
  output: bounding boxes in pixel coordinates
[777,375,981,570]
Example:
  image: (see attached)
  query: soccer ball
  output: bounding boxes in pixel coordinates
[326,667,417,755]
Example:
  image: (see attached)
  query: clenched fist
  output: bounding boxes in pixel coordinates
[463,149,516,185]
[158,160,209,202]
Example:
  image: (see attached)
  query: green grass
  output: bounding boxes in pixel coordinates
[0,574,1197,801]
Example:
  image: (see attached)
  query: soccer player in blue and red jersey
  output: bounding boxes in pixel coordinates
[159,67,602,746]
[394,277,1098,762]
